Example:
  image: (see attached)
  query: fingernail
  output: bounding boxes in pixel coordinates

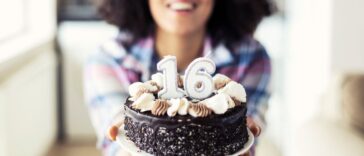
[108,125,119,141]
[255,126,261,136]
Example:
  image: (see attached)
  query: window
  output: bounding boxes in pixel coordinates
[58,0,101,21]
[0,0,56,62]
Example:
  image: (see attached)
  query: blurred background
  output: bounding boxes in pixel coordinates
[1,0,363,156]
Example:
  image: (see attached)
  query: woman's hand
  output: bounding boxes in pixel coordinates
[107,119,124,141]
[247,117,261,137]
[107,120,132,156]
[240,117,262,156]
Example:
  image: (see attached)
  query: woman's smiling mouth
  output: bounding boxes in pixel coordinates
[167,1,197,12]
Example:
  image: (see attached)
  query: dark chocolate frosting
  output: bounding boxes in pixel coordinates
[124,98,246,129]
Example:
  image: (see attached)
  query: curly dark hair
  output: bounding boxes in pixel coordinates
[98,0,276,46]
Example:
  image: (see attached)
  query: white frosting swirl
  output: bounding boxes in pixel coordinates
[131,93,155,112]
[178,98,189,115]
[128,73,247,117]
[213,74,231,89]
[151,73,164,88]
[226,95,235,108]
[167,98,181,117]
[213,74,230,82]
[128,82,144,97]
[218,81,247,102]
[128,81,159,101]
[143,81,159,92]
[202,93,229,114]
[166,98,190,116]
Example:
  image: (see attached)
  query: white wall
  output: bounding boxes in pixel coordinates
[58,21,118,140]
[0,0,57,155]
[332,0,364,72]
[0,43,57,156]
[283,0,364,155]
[255,15,285,152]
[283,0,332,155]
[0,92,5,156]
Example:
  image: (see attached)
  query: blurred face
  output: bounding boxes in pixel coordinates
[149,0,214,36]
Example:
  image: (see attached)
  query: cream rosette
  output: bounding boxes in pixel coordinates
[131,93,155,112]
[218,81,247,103]
[213,74,231,90]
[128,81,159,101]
[167,98,189,117]
[128,73,247,118]
[201,93,229,114]
[151,73,164,89]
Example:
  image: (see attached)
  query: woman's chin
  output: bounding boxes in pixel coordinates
[164,27,204,37]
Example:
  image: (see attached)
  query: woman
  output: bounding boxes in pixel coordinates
[85,0,275,155]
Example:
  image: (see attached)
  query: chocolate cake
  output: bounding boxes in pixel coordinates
[123,72,250,156]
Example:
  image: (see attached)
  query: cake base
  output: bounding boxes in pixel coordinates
[117,124,254,156]
[123,99,249,156]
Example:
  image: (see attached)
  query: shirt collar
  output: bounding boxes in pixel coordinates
[202,38,234,68]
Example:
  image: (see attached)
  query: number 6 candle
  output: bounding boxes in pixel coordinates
[183,57,216,99]
[157,56,216,100]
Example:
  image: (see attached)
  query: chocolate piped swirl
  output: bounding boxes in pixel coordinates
[151,100,169,116]
[189,102,212,117]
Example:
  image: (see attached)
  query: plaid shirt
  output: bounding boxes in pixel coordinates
[84,35,271,156]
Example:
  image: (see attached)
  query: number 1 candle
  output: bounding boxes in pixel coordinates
[157,56,185,99]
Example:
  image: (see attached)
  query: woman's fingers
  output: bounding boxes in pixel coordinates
[239,152,251,156]
[107,119,124,141]
[107,125,119,141]
[239,118,258,156]
[247,117,261,137]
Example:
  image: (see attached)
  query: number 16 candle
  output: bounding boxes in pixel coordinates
[157,56,216,100]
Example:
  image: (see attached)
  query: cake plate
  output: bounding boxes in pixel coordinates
[116,124,255,156]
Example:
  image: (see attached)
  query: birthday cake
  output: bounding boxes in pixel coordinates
[123,56,249,155]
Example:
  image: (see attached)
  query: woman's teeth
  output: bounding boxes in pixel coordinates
[169,2,194,11]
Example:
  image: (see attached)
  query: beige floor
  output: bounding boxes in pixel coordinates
[46,142,100,156]
[46,135,281,156]
[256,135,281,156]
